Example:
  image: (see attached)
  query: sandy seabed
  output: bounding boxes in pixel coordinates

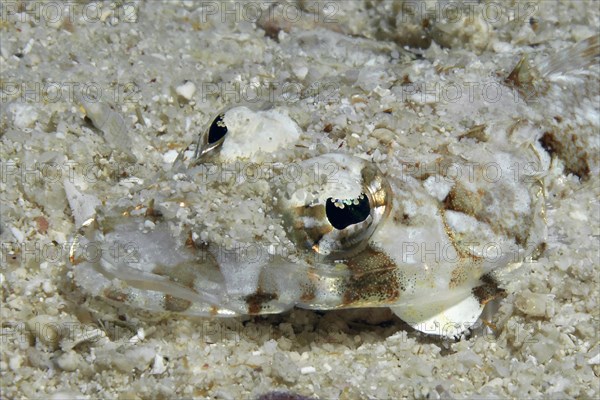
[1,1,599,399]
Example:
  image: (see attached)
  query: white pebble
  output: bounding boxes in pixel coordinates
[42,281,54,295]
[151,354,167,375]
[176,81,196,100]
[293,65,308,80]
[56,351,81,372]
[569,210,587,221]
[515,291,550,317]
[22,38,34,55]
[300,366,316,374]
[129,328,145,344]
[9,226,24,243]
[163,149,179,164]
[263,339,278,354]
[588,352,600,365]
[9,355,22,371]
[48,391,88,400]
[10,104,38,129]
[271,352,299,383]
[423,176,453,202]
[119,177,144,187]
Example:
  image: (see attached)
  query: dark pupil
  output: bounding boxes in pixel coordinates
[208,114,227,144]
[325,194,370,230]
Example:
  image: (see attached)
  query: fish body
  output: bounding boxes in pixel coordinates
[70,104,546,338]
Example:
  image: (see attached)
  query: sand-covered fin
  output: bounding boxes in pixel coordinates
[537,36,599,78]
[63,179,101,228]
[79,97,136,161]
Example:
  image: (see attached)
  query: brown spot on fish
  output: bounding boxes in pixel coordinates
[449,265,468,289]
[164,295,192,312]
[342,246,402,306]
[443,183,483,216]
[245,289,278,314]
[304,225,332,243]
[539,131,591,179]
[300,283,316,302]
[153,262,196,289]
[472,274,506,306]
[104,289,129,303]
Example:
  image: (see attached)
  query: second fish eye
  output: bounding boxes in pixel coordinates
[208,113,227,144]
[194,112,229,160]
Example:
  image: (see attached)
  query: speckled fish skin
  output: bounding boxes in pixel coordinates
[69,103,547,338]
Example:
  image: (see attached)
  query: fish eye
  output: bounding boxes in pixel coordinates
[207,113,228,144]
[277,154,391,258]
[194,112,229,160]
[325,194,371,230]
